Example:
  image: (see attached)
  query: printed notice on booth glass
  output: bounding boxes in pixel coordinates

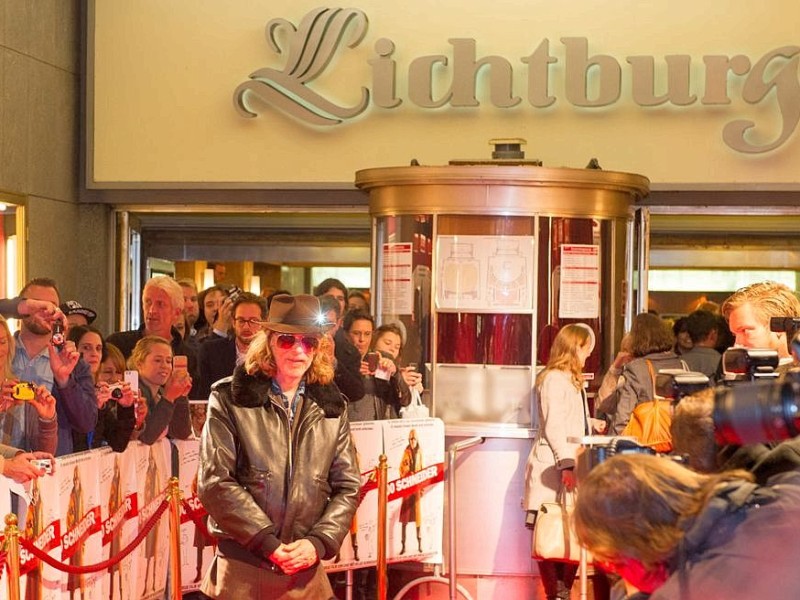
[382,243,414,314]
[558,244,600,319]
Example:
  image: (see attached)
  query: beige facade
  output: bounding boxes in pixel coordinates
[89,0,800,188]
[0,2,110,330]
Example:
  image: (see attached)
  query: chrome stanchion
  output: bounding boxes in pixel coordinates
[391,436,482,600]
[447,437,483,600]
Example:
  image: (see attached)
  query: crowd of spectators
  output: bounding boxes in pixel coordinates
[0,274,393,477]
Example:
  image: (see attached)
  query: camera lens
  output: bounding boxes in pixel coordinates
[111,387,123,399]
[714,378,800,445]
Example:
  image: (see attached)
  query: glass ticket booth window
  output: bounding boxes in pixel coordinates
[363,164,648,432]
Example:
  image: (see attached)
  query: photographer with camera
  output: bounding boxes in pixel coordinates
[721,280,800,370]
[0,315,58,455]
[343,310,411,422]
[12,278,96,456]
[573,453,800,600]
[67,325,142,452]
[196,291,267,400]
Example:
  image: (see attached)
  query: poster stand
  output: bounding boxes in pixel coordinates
[391,436,483,600]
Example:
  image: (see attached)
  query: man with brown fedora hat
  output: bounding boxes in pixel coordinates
[264,293,328,333]
[198,293,359,598]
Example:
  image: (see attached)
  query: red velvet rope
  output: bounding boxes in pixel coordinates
[19,496,169,575]
[180,498,216,544]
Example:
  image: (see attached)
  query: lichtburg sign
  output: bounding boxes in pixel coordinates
[233,7,800,155]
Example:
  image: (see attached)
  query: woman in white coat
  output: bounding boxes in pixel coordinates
[524,323,604,600]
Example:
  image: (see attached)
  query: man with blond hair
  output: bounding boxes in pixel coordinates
[721,280,800,365]
[107,276,199,395]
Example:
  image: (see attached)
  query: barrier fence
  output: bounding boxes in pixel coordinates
[0,419,445,600]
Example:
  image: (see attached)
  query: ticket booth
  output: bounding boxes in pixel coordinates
[356,149,649,595]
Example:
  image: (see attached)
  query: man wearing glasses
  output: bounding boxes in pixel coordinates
[196,292,267,400]
[198,294,359,598]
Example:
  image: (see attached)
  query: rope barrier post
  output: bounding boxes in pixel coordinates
[447,437,483,600]
[168,477,183,600]
[4,513,20,600]
[376,454,388,600]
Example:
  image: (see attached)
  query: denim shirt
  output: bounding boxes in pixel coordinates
[12,332,97,456]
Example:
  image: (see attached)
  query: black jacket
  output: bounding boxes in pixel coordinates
[196,336,237,401]
[198,366,360,564]
[333,328,364,402]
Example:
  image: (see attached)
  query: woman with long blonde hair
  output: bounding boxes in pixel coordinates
[524,323,604,600]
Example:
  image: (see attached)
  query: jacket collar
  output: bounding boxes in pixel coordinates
[230,364,345,417]
[673,478,777,597]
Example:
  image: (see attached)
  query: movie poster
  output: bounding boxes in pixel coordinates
[384,418,444,563]
[15,451,102,599]
[57,451,104,599]
[173,438,215,593]
[98,447,139,600]
[131,441,172,600]
[18,463,62,600]
[325,420,383,571]
[323,418,444,572]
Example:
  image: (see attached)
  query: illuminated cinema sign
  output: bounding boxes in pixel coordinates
[233,7,800,155]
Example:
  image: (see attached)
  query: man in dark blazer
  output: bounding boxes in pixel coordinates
[196,292,267,400]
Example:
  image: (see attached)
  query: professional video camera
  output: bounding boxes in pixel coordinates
[714,334,800,444]
[721,347,779,383]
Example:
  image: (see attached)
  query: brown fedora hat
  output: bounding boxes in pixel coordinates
[264,294,325,334]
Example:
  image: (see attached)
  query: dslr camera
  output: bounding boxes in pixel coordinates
[721,347,779,383]
[655,370,711,401]
[771,316,800,357]
[714,369,800,445]
[576,436,657,481]
[12,381,36,401]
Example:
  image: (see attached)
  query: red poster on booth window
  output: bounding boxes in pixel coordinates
[559,244,600,319]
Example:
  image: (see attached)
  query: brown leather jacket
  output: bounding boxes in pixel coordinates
[197,365,360,564]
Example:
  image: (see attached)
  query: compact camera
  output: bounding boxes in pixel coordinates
[227,285,244,304]
[11,382,36,401]
[31,458,53,475]
[108,382,125,399]
[51,321,65,350]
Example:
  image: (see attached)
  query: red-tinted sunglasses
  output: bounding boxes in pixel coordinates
[275,334,320,352]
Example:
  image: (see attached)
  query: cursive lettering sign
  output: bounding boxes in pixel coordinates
[234,7,800,154]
